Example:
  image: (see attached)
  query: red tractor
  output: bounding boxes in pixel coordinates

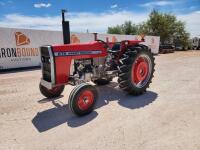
[39,10,155,116]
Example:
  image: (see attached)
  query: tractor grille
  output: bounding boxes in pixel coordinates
[40,46,52,82]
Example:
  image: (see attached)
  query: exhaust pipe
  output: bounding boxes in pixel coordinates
[93,33,98,41]
[61,9,70,44]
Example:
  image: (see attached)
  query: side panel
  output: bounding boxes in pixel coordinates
[54,56,72,84]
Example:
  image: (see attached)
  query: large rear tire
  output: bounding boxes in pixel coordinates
[39,83,65,98]
[118,45,155,95]
[68,83,98,116]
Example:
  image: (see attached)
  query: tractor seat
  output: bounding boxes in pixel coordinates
[108,43,121,54]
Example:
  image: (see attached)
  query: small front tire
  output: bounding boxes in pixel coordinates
[39,83,65,98]
[68,83,98,116]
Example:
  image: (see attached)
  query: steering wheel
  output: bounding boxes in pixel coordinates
[95,39,109,48]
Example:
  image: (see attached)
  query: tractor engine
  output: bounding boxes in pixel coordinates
[73,52,117,84]
[73,59,93,82]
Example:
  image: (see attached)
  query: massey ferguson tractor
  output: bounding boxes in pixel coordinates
[39,10,155,116]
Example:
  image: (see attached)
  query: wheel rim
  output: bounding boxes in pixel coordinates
[77,90,94,110]
[131,55,152,88]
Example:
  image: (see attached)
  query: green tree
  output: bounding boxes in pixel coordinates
[107,25,122,34]
[107,10,190,46]
[137,22,150,35]
[141,10,190,45]
[121,21,138,35]
[107,21,138,35]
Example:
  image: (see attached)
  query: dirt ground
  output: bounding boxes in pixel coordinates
[0,51,200,150]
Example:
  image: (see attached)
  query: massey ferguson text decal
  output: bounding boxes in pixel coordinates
[54,50,102,56]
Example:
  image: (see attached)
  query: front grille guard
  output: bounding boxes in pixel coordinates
[40,46,56,87]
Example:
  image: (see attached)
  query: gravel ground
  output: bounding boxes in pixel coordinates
[0,51,200,150]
